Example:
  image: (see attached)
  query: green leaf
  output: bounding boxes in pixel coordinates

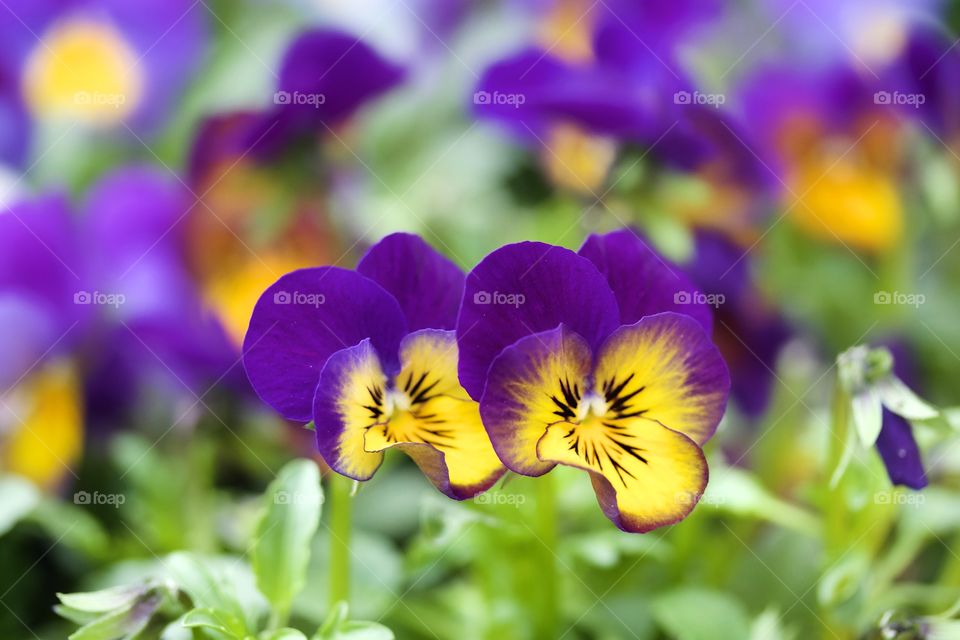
[314,602,394,640]
[252,459,323,618]
[67,590,164,640]
[0,474,40,536]
[182,607,247,638]
[331,623,394,640]
[58,585,144,613]
[699,464,819,536]
[165,552,265,633]
[262,629,309,640]
[651,588,751,640]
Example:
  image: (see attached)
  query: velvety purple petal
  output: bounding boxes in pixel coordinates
[875,409,927,490]
[456,241,619,400]
[579,229,713,333]
[246,29,405,157]
[356,233,465,332]
[243,268,407,422]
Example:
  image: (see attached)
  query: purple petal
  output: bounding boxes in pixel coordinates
[246,29,405,157]
[456,241,619,400]
[0,193,83,330]
[875,409,927,490]
[0,65,29,166]
[356,233,465,331]
[473,48,666,142]
[0,295,59,390]
[243,268,407,422]
[579,229,713,333]
[684,231,791,418]
[96,0,209,134]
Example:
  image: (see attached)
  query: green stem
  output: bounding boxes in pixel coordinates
[534,474,559,638]
[821,378,854,640]
[329,473,352,608]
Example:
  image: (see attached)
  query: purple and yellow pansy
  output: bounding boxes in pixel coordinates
[243,234,506,500]
[244,228,731,531]
[0,0,206,133]
[184,28,404,348]
[456,229,730,532]
[0,193,85,489]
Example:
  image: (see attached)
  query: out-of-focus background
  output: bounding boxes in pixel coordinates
[3,0,960,638]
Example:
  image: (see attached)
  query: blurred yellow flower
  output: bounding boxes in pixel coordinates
[2,361,83,490]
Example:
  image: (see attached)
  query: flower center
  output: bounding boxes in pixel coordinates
[23,17,143,125]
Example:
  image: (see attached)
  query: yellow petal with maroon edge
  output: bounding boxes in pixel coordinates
[537,417,708,533]
[364,329,505,499]
[593,313,730,446]
[313,339,387,481]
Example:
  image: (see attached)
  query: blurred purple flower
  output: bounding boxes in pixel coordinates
[240,29,405,159]
[0,0,207,134]
[76,167,239,429]
[683,230,792,418]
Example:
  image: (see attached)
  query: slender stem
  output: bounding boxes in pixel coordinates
[822,379,854,640]
[534,473,559,638]
[329,473,352,608]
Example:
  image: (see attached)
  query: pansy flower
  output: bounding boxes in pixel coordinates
[473,0,767,231]
[732,62,910,253]
[682,230,792,419]
[76,166,238,429]
[0,0,206,132]
[243,234,506,499]
[0,194,85,489]
[184,29,404,347]
[457,229,729,532]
